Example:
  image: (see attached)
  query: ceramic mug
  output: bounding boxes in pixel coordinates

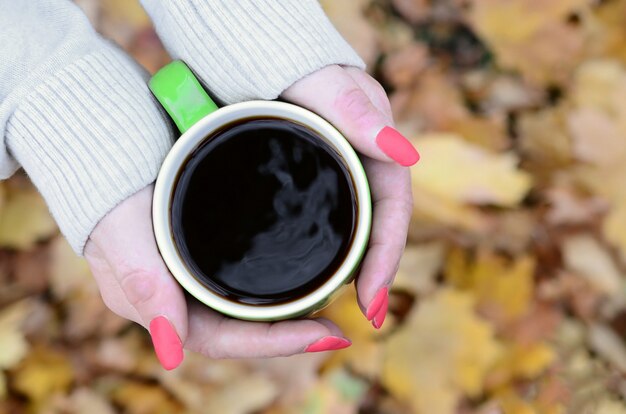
[149,61,371,321]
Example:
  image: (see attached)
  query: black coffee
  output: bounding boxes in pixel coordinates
[171,118,357,305]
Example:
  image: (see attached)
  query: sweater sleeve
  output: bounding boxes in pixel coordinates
[0,0,175,254]
[139,0,365,104]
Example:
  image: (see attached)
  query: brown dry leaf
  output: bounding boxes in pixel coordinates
[391,0,429,23]
[382,289,501,414]
[562,235,625,297]
[393,241,446,295]
[49,236,93,299]
[446,116,510,152]
[12,346,73,405]
[382,43,430,89]
[587,324,626,373]
[468,0,589,85]
[412,134,532,207]
[320,0,379,68]
[111,381,182,414]
[519,107,573,176]
[546,187,607,226]
[0,185,57,250]
[393,68,469,131]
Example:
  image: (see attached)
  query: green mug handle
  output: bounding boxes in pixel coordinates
[149,61,219,133]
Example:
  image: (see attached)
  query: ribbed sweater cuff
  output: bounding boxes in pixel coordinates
[144,0,366,103]
[6,43,174,254]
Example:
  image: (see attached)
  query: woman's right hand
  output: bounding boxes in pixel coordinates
[84,184,349,370]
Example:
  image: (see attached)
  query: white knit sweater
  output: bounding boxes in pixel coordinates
[0,0,364,253]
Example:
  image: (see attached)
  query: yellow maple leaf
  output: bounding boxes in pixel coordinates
[468,0,589,85]
[0,300,31,370]
[382,289,501,414]
[12,346,74,405]
[111,381,182,414]
[0,184,57,249]
[488,343,556,390]
[412,134,532,208]
[445,249,535,321]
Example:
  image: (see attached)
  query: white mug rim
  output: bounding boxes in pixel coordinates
[152,101,372,321]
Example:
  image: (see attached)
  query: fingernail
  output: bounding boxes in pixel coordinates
[375,126,420,166]
[304,336,352,353]
[366,287,389,321]
[372,294,388,329]
[149,316,183,370]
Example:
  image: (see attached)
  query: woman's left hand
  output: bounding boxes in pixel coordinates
[283,65,419,328]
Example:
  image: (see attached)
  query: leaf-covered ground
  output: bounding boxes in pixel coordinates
[2,0,626,413]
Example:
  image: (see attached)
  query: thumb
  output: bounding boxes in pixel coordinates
[87,186,188,370]
[282,65,419,166]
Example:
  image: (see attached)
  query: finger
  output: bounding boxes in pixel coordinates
[282,65,419,166]
[88,186,188,370]
[344,66,393,121]
[354,160,413,329]
[185,301,349,358]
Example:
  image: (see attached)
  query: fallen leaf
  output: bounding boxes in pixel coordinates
[382,289,501,414]
[203,374,278,414]
[390,0,429,23]
[49,236,94,299]
[320,0,380,67]
[111,381,182,414]
[393,241,446,295]
[0,300,31,370]
[412,134,532,207]
[319,288,385,378]
[12,346,73,405]
[468,0,589,84]
[445,250,535,322]
[0,185,57,249]
[562,235,625,297]
[487,342,556,390]
[65,388,116,414]
[546,187,607,225]
[603,198,626,264]
[587,324,626,373]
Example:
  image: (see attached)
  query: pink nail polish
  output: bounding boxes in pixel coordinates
[366,287,388,321]
[304,336,352,353]
[149,316,184,370]
[375,126,420,166]
[372,294,388,329]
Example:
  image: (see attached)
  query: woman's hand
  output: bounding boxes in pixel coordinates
[283,65,418,328]
[85,185,349,370]
[84,64,417,370]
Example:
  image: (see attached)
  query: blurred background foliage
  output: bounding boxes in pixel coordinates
[2,0,626,413]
